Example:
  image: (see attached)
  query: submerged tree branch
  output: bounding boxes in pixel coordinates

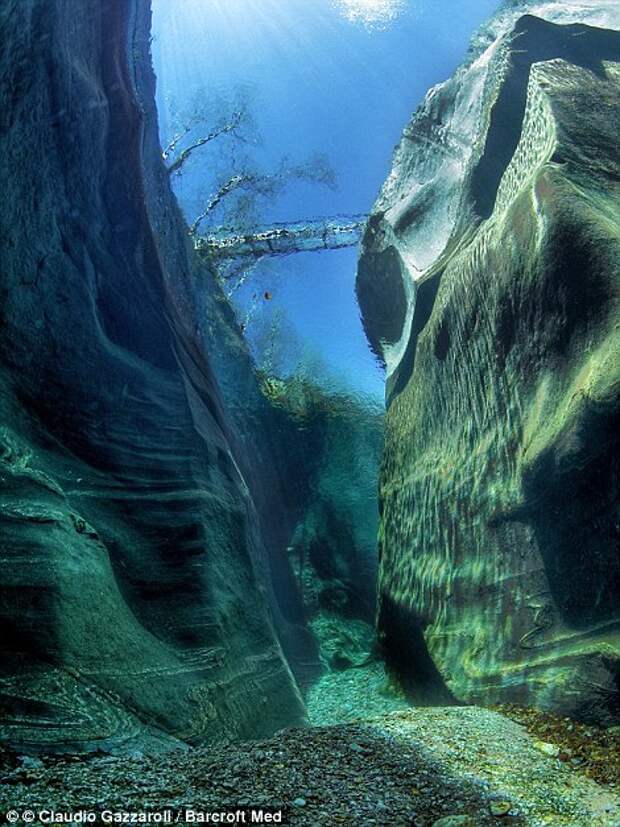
[194,215,368,259]
[188,174,255,237]
[165,111,244,175]
[161,125,191,161]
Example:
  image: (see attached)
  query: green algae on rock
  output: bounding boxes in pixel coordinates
[357,2,620,724]
[0,0,311,752]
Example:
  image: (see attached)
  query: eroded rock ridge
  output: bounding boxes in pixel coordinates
[357,0,620,722]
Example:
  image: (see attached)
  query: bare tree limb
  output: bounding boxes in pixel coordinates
[188,174,256,236]
[195,215,367,259]
[162,125,191,160]
[188,156,339,238]
[166,111,244,175]
[220,257,263,298]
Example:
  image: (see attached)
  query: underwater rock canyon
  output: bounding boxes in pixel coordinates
[357,0,620,723]
[0,0,383,752]
[0,0,618,777]
[0,0,312,751]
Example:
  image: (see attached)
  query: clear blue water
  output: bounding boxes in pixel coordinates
[151,0,499,398]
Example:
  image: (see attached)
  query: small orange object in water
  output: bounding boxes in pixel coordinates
[264,291,272,300]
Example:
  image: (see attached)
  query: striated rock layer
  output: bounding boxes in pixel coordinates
[0,0,313,752]
[357,0,620,722]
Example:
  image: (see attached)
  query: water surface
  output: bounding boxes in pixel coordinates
[151,0,499,397]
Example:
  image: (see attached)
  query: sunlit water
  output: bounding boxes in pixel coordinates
[151,0,498,400]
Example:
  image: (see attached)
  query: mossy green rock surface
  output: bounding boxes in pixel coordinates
[357,2,620,722]
[0,0,308,751]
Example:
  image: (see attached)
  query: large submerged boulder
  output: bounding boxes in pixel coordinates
[357,0,620,722]
[0,0,312,752]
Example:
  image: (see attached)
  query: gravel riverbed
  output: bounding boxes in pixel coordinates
[1,707,618,827]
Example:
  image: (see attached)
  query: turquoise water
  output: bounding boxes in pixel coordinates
[307,661,412,725]
[305,612,411,724]
[151,0,499,398]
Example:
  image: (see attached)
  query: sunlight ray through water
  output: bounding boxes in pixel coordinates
[333,0,407,29]
[152,0,499,399]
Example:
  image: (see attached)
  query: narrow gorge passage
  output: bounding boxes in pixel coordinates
[1,1,619,826]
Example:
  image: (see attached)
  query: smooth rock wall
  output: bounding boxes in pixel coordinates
[0,0,309,752]
[357,1,620,722]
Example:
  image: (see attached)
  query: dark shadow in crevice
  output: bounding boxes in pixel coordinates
[387,270,443,406]
[471,15,620,220]
[377,592,457,705]
[521,399,620,631]
[357,244,408,367]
